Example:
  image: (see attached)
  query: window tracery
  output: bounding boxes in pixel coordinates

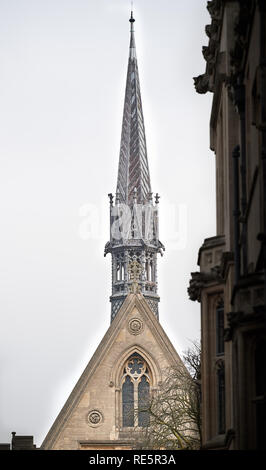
[121,353,150,427]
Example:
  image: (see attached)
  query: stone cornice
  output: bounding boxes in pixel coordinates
[188,236,230,302]
[197,234,225,266]
[104,238,165,256]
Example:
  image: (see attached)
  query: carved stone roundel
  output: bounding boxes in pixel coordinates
[128,317,144,335]
[87,410,103,427]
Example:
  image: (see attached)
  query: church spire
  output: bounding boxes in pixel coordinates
[116,11,151,205]
[105,12,164,323]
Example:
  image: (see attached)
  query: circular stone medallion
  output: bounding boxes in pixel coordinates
[128,317,144,335]
[87,410,103,427]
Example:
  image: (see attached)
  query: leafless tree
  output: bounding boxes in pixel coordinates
[132,340,202,450]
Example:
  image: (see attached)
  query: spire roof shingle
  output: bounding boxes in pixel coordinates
[116,12,151,206]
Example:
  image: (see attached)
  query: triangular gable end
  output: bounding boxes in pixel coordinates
[41,293,184,450]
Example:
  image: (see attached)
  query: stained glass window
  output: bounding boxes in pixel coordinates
[138,375,150,426]
[122,376,134,427]
[128,355,144,375]
[216,300,224,355]
[121,353,150,428]
[217,364,225,434]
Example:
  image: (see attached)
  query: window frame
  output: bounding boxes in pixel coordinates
[216,299,225,356]
[121,353,151,428]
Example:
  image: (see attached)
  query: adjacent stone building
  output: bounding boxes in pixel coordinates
[189,0,266,450]
[41,13,185,450]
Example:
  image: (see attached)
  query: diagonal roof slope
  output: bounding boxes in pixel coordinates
[40,293,184,449]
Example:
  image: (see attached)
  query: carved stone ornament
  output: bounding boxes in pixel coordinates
[128,259,143,294]
[128,317,144,335]
[87,410,103,427]
[129,260,142,281]
[207,0,222,20]
[193,74,210,94]
[188,269,223,302]
[205,20,219,38]
[129,281,142,294]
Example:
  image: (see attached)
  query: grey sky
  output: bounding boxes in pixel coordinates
[0,0,214,446]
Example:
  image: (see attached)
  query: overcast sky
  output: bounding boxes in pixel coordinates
[0,0,215,446]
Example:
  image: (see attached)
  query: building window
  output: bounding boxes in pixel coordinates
[122,376,134,427]
[138,375,150,426]
[216,299,224,355]
[121,353,150,427]
[217,361,225,434]
[115,254,125,281]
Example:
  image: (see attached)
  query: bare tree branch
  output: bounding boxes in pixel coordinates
[131,340,202,450]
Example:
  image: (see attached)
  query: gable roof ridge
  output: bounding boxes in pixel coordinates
[41,294,183,448]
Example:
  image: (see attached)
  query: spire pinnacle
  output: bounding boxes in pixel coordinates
[129,10,135,25]
[116,9,151,205]
[129,11,136,59]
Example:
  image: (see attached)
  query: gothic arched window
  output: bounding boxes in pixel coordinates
[216,299,224,355]
[121,353,150,427]
[216,359,225,434]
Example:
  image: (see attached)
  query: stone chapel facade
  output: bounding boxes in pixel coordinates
[41,13,184,451]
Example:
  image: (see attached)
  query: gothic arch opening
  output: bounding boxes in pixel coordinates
[121,353,151,427]
[111,346,161,430]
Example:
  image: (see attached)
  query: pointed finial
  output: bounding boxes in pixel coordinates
[129,10,135,24]
[108,193,114,207]
[129,8,136,59]
[128,259,142,294]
